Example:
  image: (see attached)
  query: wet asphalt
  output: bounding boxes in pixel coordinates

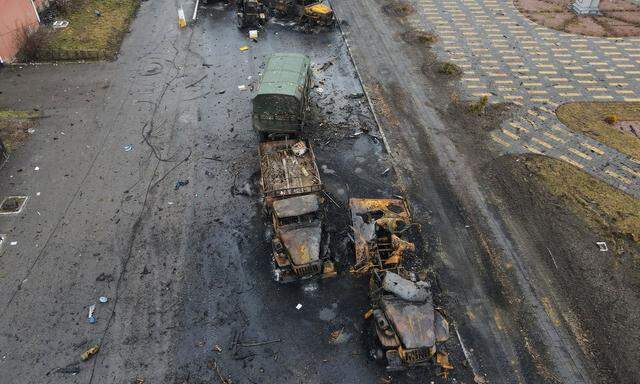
[0,1,467,383]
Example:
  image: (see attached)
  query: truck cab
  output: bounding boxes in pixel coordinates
[271,194,335,282]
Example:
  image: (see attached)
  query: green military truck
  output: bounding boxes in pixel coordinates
[252,53,312,140]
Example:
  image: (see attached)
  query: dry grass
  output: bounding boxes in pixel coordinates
[438,62,463,77]
[0,110,39,152]
[556,102,640,160]
[469,95,489,114]
[525,155,640,242]
[48,0,138,54]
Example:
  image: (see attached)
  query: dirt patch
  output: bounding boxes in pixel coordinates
[524,155,640,242]
[556,102,640,160]
[381,0,415,17]
[514,0,640,37]
[0,110,39,152]
[485,154,640,383]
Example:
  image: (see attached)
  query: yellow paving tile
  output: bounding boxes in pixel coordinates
[559,92,582,97]
[532,137,552,149]
[580,143,604,155]
[568,147,592,161]
[502,129,520,140]
[524,144,543,155]
[491,133,511,148]
[605,170,632,185]
[544,132,566,143]
[560,155,584,169]
[621,166,640,178]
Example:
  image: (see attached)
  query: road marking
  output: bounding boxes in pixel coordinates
[524,144,543,154]
[560,155,584,169]
[568,147,592,161]
[605,170,632,185]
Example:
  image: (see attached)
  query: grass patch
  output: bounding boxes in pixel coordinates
[525,155,640,243]
[47,0,138,55]
[469,95,489,114]
[556,102,640,160]
[0,110,40,152]
[437,62,463,77]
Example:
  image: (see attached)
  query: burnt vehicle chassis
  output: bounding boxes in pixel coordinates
[349,198,413,274]
[368,269,451,372]
[260,140,336,283]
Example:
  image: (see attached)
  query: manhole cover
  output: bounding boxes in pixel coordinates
[0,196,28,214]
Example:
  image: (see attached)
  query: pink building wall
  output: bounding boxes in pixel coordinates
[0,0,43,62]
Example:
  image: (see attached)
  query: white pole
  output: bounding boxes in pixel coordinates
[29,0,41,23]
[193,0,200,20]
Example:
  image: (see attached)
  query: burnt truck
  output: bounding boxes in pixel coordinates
[349,198,413,274]
[368,269,452,372]
[259,139,336,282]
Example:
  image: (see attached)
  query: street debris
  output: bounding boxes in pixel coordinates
[240,338,282,347]
[239,45,250,52]
[98,296,109,303]
[213,344,223,353]
[296,303,303,310]
[10,241,17,246]
[34,166,39,171]
[87,304,96,324]
[207,359,232,384]
[52,20,69,29]
[54,365,80,374]
[291,140,307,156]
[237,0,268,29]
[238,85,247,91]
[177,6,186,28]
[249,30,258,40]
[174,180,189,190]
[123,144,133,152]
[346,92,365,99]
[596,241,608,252]
[80,345,100,361]
[96,272,114,282]
[185,74,208,88]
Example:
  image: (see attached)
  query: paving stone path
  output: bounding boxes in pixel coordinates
[404,0,640,197]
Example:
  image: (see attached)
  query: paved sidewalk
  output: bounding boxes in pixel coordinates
[404,0,640,197]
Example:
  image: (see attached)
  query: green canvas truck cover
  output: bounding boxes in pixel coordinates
[253,53,310,132]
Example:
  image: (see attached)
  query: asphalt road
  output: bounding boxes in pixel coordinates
[331,0,596,382]
[0,1,469,383]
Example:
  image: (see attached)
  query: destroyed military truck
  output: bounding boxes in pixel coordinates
[236,0,268,28]
[259,139,336,282]
[349,198,413,274]
[367,269,452,373]
[264,0,334,25]
[252,53,312,140]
